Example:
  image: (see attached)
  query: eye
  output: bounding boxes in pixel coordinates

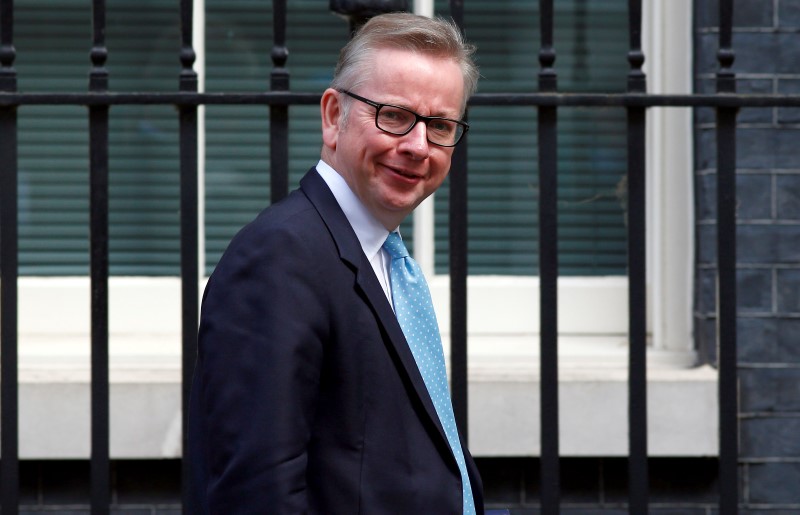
[429,119,455,135]
[378,107,413,127]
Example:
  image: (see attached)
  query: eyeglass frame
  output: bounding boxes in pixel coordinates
[337,89,470,147]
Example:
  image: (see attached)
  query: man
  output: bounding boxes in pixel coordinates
[188,12,482,514]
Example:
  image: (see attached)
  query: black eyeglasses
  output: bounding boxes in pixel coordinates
[338,89,469,147]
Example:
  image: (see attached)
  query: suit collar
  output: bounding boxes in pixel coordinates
[299,167,453,452]
[314,160,389,263]
[299,167,370,270]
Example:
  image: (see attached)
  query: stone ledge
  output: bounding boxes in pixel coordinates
[15,338,717,459]
[469,364,718,457]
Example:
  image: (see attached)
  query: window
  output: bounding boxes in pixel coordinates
[15,0,694,358]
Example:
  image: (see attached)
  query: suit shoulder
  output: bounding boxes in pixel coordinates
[213,189,334,273]
[236,190,322,241]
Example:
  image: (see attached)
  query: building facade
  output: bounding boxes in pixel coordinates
[3,0,799,513]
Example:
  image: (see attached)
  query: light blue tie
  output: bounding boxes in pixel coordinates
[383,232,476,515]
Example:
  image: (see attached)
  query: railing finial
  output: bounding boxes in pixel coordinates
[330,0,409,36]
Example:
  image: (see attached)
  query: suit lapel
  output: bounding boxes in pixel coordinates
[299,168,452,448]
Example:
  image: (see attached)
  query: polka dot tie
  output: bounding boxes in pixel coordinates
[383,232,476,515]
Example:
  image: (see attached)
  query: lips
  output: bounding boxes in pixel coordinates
[385,165,423,181]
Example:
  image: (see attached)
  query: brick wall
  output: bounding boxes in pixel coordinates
[694,0,800,510]
[19,458,720,514]
[478,457,719,513]
[19,460,180,514]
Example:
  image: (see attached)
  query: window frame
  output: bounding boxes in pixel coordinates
[411,0,696,365]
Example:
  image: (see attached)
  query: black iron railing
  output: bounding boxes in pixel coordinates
[625,1,648,511]
[0,1,19,513]
[536,1,560,511]
[2,0,800,513]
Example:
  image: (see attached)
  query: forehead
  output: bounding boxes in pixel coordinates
[361,48,465,115]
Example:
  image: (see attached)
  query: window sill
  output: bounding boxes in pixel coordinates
[15,277,713,459]
[16,334,715,459]
[467,357,717,457]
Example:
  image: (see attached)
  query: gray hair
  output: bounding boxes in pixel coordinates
[329,12,479,117]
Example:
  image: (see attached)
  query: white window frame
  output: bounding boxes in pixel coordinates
[414,0,696,369]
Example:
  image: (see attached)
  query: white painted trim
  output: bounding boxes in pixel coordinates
[412,0,436,276]
[643,0,695,353]
[19,277,625,336]
[413,195,436,276]
[430,275,696,369]
[17,276,694,368]
[413,0,434,17]
[195,0,206,276]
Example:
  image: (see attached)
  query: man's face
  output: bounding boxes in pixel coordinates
[321,48,465,230]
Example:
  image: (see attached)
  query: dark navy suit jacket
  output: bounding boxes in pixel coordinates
[188,168,484,514]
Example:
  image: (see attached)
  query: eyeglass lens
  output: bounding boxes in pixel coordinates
[376,105,463,146]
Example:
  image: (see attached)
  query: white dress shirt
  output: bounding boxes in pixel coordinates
[315,160,394,304]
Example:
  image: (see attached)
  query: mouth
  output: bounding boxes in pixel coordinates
[385,165,423,181]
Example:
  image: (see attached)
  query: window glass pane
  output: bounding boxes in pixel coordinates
[18,105,89,275]
[204,1,351,275]
[434,0,629,275]
[16,0,180,275]
[15,0,626,277]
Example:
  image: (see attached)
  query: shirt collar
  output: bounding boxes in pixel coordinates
[315,160,391,260]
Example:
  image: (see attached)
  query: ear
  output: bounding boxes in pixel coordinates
[320,88,342,152]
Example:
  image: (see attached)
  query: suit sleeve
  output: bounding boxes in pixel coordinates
[194,219,328,514]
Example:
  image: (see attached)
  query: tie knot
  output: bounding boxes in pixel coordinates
[382,232,409,259]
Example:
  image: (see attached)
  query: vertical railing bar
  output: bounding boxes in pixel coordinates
[716,0,738,512]
[0,106,19,515]
[626,0,648,512]
[537,0,561,515]
[179,0,199,511]
[0,0,20,512]
[537,1,560,513]
[626,113,648,510]
[448,0,469,440]
[89,0,110,512]
[270,0,289,203]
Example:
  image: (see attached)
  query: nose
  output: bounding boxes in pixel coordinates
[397,121,430,160]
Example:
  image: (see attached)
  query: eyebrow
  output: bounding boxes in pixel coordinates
[379,97,460,120]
